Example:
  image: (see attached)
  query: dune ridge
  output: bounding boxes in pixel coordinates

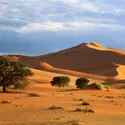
[29,68,78,86]
[7,42,125,80]
[40,62,115,81]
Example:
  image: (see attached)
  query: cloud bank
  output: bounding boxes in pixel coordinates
[0,0,125,55]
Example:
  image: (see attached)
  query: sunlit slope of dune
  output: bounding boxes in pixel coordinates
[28,68,78,86]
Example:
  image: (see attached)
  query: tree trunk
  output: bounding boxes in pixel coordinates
[2,86,7,93]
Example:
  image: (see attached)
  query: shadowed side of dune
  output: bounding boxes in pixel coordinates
[37,43,125,78]
[40,62,115,81]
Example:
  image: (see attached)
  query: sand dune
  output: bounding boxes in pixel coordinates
[115,64,125,79]
[28,68,78,86]
[8,42,125,80]
[40,62,113,81]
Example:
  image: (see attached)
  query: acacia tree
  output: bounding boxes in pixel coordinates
[51,76,70,87]
[75,78,89,89]
[0,56,33,92]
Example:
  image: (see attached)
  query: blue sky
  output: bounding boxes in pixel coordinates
[0,0,125,55]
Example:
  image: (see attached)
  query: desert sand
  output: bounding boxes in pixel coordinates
[0,82,125,125]
[0,42,125,125]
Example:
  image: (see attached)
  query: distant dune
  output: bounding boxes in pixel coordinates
[7,42,125,81]
[40,62,113,81]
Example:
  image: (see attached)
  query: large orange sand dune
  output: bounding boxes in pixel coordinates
[16,42,125,80]
[6,42,125,81]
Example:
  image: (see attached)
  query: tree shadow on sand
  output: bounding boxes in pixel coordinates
[102,79,125,89]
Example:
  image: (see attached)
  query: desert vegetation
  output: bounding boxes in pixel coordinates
[74,107,95,113]
[75,78,89,89]
[28,92,40,97]
[81,102,90,106]
[0,56,33,92]
[89,82,110,90]
[67,119,80,125]
[48,105,64,110]
[51,76,70,87]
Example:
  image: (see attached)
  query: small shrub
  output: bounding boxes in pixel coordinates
[82,102,90,106]
[67,119,80,125]
[1,100,11,104]
[110,100,114,102]
[105,96,114,99]
[104,85,110,89]
[74,108,95,113]
[73,98,84,101]
[28,92,40,97]
[75,78,89,89]
[83,108,95,113]
[74,108,82,112]
[93,82,103,90]
[78,98,84,101]
[48,105,63,110]
[90,82,110,90]
[51,76,70,87]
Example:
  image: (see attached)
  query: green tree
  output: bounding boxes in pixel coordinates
[75,78,89,89]
[0,56,33,92]
[51,76,70,87]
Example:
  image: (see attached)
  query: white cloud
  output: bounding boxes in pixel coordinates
[52,0,80,3]
[0,0,125,33]
[20,22,67,32]
[18,21,125,34]
[0,0,125,54]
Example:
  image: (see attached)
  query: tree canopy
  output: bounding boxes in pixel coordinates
[75,78,89,89]
[0,56,33,92]
[51,76,70,87]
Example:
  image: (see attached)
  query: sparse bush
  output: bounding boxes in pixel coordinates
[105,96,114,99]
[28,92,40,97]
[1,100,11,104]
[90,82,110,90]
[73,98,84,101]
[51,76,70,87]
[104,85,110,89]
[93,82,103,90]
[83,108,95,113]
[78,98,84,101]
[82,102,90,106]
[74,108,82,112]
[74,108,95,113]
[67,119,80,125]
[48,105,64,110]
[75,78,89,89]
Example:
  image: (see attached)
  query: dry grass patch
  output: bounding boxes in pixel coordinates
[67,119,81,125]
[74,108,83,112]
[48,105,64,110]
[73,98,84,101]
[28,92,40,97]
[105,96,114,99]
[83,108,95,113]
[1,100,11,104]
[82,102,90,106]
[74,108,95,113]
